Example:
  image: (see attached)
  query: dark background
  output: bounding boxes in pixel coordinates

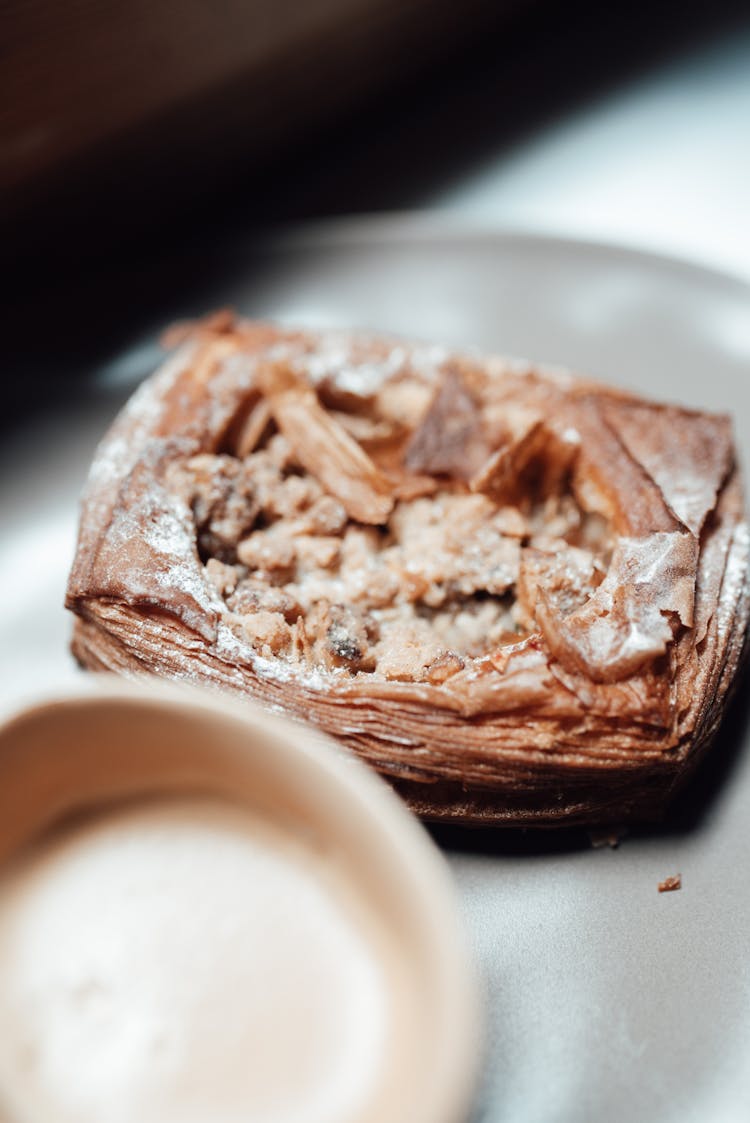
[3,0,749,424]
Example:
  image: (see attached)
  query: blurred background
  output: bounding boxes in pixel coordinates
[3,0,750,416]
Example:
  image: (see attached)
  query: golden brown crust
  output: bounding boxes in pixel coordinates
[66,314,750,825]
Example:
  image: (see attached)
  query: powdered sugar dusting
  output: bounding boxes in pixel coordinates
[267,331,453,399]
[535,532,698,679]
[87,347,195,497]
[716,520,750,640]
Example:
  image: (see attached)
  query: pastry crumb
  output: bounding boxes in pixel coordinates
[658,874,682,893]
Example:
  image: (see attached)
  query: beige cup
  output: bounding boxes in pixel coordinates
[0,679,479,1123]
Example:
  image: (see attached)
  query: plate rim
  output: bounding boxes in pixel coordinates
[244,210,750,296]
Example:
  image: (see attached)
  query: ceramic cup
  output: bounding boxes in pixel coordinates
[0,679,479,1123]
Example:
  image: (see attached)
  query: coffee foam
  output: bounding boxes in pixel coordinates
[0,798,400,1123]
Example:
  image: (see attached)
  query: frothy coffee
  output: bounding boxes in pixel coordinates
[0,799,399,1123]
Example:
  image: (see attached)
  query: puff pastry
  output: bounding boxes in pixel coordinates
[66,314,750,825]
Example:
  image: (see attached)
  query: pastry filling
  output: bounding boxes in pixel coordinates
[170,362,613,683]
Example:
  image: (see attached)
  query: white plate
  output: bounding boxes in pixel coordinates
[2,217,750,1122]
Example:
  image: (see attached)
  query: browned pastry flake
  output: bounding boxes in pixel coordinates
[66,315,750,826]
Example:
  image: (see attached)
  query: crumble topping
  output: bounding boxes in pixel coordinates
[167,353,613,684]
